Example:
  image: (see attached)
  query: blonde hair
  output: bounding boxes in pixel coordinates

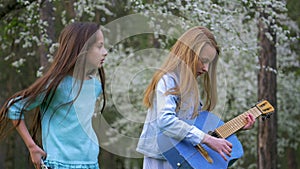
[143,26,220,117]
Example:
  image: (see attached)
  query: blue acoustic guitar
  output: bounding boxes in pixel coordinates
[157,100,274,169]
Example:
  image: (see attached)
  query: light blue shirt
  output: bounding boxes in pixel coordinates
[8,75,102,165]
[136,74,205,159]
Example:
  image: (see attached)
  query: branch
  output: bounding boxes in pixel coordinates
[0,0,40,19]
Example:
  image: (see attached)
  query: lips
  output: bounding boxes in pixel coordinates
[197,72,205,76]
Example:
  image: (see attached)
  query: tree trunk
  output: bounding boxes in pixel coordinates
[100,149,118,169]
[64,0,76,20]
[4,135,15,169]
[257,10,278,169]
[287,147,298,169]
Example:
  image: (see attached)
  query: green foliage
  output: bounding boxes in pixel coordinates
[287,0,300,26]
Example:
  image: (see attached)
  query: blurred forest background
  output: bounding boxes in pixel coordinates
[0,0,299,169]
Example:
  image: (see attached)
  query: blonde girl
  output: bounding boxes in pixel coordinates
[136,26,255,169]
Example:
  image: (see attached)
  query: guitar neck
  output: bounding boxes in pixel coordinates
[214,107,262,138]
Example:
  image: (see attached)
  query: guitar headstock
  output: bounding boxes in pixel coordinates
[256,100,275,115]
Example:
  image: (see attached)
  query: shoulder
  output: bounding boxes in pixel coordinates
[157,73,177,91]
[90,75,101,86]
[90,76,102,96]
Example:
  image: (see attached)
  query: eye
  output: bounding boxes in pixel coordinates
[200,57,210,64]
[96,42,104,49]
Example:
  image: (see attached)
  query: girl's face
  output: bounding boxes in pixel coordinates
[86,30,108,69]
[196,45,216,77]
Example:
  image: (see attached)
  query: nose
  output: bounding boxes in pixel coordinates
[103,48,108,57]
[202,63,209,72]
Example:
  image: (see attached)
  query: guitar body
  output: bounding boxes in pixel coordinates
[157,111,244,169]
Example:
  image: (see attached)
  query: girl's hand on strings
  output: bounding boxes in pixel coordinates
[243,113,255,130]
[202,134,232,161]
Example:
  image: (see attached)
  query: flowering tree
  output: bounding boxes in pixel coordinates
[103,0,300,168]
[0,0,299,168]
[0,0,113,168]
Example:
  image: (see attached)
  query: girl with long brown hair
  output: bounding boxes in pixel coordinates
[136,26,255,168]
[0,22,107,169]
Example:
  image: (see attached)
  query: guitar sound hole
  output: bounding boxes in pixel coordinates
[208,131,220,138]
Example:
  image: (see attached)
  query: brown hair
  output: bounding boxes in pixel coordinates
[143,26,219,117]
[0,22,106,140]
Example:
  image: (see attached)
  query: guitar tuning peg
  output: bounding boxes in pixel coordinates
[262,113,272,121]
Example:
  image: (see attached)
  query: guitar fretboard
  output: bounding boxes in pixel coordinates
[214,107,262,138]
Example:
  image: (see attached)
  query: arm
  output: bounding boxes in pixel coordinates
[12,120,46,169]
[156,75,233,161]
[156,76,201,142]
[8,96,46,168]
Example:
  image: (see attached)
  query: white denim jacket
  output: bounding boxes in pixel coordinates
[136,74,205,159]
